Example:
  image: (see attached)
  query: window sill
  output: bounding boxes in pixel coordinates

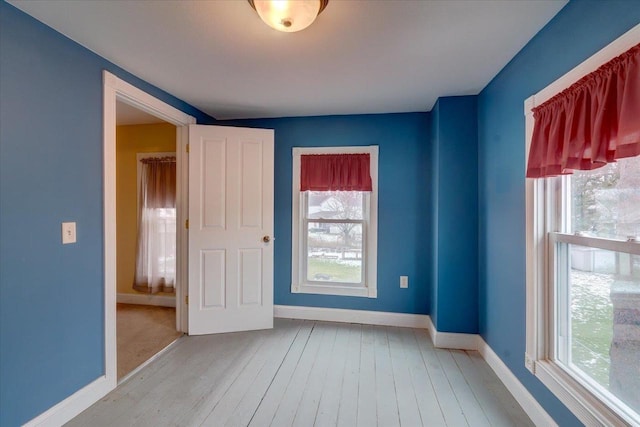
[292,282,376,298]
[530,359,636,425]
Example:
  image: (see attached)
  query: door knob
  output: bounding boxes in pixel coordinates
[263,235,271,243]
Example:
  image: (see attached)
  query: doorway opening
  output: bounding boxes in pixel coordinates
[103,71,195,388]
[115,103,181,380]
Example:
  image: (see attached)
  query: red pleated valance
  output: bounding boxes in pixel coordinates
[300,153,372,191]
[526,43,640,178]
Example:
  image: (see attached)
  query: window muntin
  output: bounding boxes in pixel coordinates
[291,146,378,298]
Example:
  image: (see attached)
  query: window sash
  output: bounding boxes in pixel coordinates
[551,235,640,423]
[302,192,368,287]
[551,167,640,420]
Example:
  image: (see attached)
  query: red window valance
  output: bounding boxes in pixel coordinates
[526,43,640,178]
[300,153,372,191]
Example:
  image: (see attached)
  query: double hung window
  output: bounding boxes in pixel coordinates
[538,161,640,424]
[292,146,378,298]
[526,35,640,425]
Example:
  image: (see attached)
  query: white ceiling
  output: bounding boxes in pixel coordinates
[116,100,167,125]
[9,0,567,120]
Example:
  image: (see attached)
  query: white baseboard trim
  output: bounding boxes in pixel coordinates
[274,305,430,329]
[426,316,479,350]
[117,293,176,307]
[478,338,558,427]
[24,375,114,427]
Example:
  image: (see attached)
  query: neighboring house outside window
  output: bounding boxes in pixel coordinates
[292,146,378,298]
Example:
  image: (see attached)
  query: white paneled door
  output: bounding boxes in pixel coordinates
[188,125,274,335]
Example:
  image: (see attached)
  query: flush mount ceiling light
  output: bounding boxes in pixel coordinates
[248,0,329,33]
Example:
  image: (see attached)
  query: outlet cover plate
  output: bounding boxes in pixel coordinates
[400,276,408,288]
[62,222,76,244]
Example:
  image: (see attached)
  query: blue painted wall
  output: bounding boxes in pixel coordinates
[0,2,214,425]
[5,0,638,424]
[477,0,640,425]
[227,114,432,314]
[430,96,478,333]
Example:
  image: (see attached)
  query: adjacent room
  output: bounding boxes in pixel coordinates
[1,1,639,426]
[114,103,181,380]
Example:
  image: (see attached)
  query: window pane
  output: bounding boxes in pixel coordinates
[559,243,640,418]
[571,156,640,240]
[156,208,176,277]
[307,191,363,220]
[307,222,362,283]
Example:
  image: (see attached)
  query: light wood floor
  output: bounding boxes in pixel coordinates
[69,319,534,427]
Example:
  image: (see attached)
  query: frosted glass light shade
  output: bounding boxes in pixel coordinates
[250,0,324,33]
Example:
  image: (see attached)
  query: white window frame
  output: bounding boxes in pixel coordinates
[135,152,178,290]
[291,146,378,298]
[525,24,640,426]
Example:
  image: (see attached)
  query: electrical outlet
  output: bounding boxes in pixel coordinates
[400,276,408,288]
[62,222,76,244]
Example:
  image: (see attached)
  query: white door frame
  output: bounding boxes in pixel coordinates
[103,70,195,387]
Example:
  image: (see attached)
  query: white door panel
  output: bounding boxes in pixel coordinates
[188,125,274,335]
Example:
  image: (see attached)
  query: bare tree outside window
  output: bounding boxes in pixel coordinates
[572,156,640,239]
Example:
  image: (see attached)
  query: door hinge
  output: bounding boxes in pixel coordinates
[185,219,189,229]
[185,295,189,305]
[186,143,190,153]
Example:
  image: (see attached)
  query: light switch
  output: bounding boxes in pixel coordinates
[62,222,76,244]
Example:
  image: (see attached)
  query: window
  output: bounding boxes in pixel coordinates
[551,161,640,422]
[292,146,378,298]
[134,152,177,294]
[525,31,640,425]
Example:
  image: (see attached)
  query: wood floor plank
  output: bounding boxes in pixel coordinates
[413,329,470,427]
[133,330,272,427]
[397,328,446,426]
[223,320,307,427]
[247,321,314,427]
[335,324,362,427]
[373,326,400,427]
[269,322,330,426]
[387,327,424,427]
[200,319,302,426]
[451,350,516,427]
[356,325,377,427]
[467,351,535,427]
[292,322,338,426]
[313,323,351,427]
[436,348,491,427]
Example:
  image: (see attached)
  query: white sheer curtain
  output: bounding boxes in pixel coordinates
[134,156,176,294]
